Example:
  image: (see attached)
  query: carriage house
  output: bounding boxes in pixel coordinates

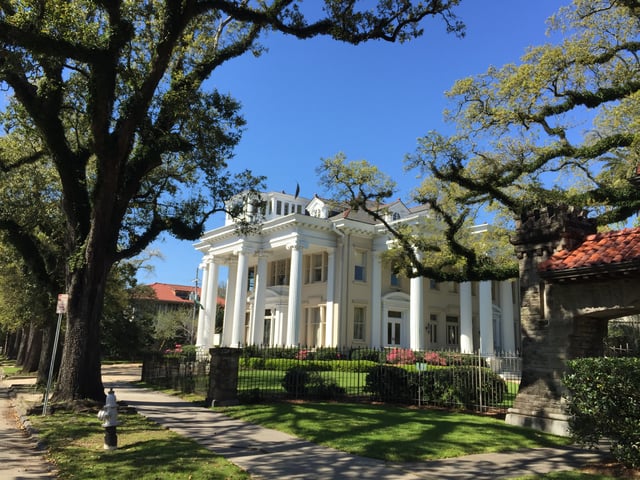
[194,191,520,354]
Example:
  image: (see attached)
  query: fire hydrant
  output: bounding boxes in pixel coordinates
[97,388,118,450]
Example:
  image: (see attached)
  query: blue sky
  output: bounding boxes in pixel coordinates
[138,1,568,287]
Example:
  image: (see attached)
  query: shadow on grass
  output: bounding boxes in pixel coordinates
[32,411,249,480]
[221,401,571,462]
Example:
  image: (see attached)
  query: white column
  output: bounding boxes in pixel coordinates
[250,252,268,345]
[275,307,286,346]
[231,248,249,347]
[324,249,336,347]
[479,280,494,354]
[370,250,382,348]
[500,280,516,353]
[204,261,219,347]
[410,274,424,351]
[459,281,473,353]
[195,261,209,347]
[286,240,304,347]
[222,259,237,346]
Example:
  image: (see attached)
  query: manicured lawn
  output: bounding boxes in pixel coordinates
[30,410,250,480]
[239,369,368,395]
[239,369,522,407]
[218,401,571,462]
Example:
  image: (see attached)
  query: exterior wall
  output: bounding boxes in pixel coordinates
[505,206,622,437]
[194,192,520,354]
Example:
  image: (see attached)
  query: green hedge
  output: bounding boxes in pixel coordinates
[364,364,507,408]
[564,357,640,468]
[240,357,376,373]
[281,366,346,400]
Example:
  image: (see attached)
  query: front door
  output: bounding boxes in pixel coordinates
[386,310,403,346]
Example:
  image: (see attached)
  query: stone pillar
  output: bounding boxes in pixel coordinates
[249,252,268,345]
[231,248,249,347]
[206,347,241,406]
[479,281,494,354]
[286,240,304,346]
[505,205,597,436]
[459,282,473,353]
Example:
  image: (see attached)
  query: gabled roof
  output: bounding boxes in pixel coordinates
[330,206,379,225]
[539,227,640,282]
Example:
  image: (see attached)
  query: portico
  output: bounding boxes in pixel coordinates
[194,191,520,353]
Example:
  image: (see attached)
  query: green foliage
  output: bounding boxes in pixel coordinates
[564,357,640,468]
[153,308,195,351]
[365,364,507,407]
[239,356,375,373]
[317,154,518,281]
[319,1,640,282]
[365,364,414,402]
[349,348,385,362]
[281,366,346,400]
[438,351,488,367]
[421,366,507,408]
[100,265,156,360]
[605,319,640,356]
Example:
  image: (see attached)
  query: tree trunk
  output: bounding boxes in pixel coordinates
[52,262,109,403]
[5,330,18,359]
[15,326,27,366]
[36,320,58,386]
[22,322,42,373]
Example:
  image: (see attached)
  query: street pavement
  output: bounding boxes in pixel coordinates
[0,363,614,479]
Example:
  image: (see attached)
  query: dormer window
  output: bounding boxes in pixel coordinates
[392,212,401,221]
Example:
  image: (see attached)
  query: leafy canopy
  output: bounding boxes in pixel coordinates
[0,0,465,268]
[320,0,640,281]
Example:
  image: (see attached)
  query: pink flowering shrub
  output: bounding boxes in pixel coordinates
[164,343,183,354]
[386,348,416,365]
[423,351,447,366]
[295,349,309,360]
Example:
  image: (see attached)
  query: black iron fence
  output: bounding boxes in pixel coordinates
[142,346,522,414]
[605,318,640,357]
[141,350,211,394]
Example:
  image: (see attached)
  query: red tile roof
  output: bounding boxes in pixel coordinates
[149,283,199,303]
[539,227,640,280]
[145,283,225,306]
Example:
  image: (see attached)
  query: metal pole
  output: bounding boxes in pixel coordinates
[42,312,63,416]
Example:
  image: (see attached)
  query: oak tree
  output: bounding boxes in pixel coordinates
[0,1,464,402]
[321,0,640,282]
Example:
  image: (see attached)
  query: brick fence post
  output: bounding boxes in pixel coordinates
[206,347,242,406]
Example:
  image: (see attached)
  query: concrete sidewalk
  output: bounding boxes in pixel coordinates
[0,363,613,480]
[0,376,57,479]
[101,364,612,480]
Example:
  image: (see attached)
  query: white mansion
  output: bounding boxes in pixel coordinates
[194,190,520,353]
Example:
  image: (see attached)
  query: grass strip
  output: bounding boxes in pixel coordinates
[30,410,250,480]
[219,401,572,462]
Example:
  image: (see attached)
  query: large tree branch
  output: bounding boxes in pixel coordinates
[0,150,45,172]
[203,0,463,43]
[0,219,61,295]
